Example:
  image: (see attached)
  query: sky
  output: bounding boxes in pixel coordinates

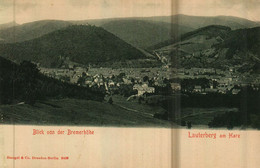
[0,0,259,24]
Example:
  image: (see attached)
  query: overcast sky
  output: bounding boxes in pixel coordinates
[0,0,259,24]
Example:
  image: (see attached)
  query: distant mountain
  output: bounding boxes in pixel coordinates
[0,19,190,49]
[153,25,260,72]
[0,21,19,31]
[0,14,258,47]
[0,25,147,67]
[142,14,260,30]
[149,25,231,50]
[0,22,19,42]
[0,20,72,43]
[101,20,192,49]
[72,15,259,48]
[73,14,260,30]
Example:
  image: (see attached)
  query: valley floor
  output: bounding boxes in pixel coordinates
[0,95,241,129]
[0,97,173,127]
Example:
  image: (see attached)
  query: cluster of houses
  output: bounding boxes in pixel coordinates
[192,84,241,94]
[133,84,155,96]
[39,65,259,97]
[177,67,260,94]
[40,67,159,96]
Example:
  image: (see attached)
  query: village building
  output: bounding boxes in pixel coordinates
[232,89,241,95]
[133,84,155,96]
[122,77,132,85]
[193,85,202,92]
[171,83,181,91]
[205,88,218,93]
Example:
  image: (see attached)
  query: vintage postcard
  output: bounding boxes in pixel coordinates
[0,0,259,167]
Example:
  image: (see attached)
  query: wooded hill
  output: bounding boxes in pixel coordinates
[153,25,260,72]
[0,25,147,67]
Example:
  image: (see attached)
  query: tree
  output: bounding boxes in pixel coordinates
[181,120,186,126]
[108,97,113,104]
[77,77,85,86]
[138,97,144,104]
[143,76,149,82]
[131,78,135,84]
[19,61,40,105]
[187,121,192,129]
[118,73,126,78]
[82,72,87,77]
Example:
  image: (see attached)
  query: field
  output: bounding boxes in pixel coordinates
[0,97,173,127]
[178,107,239,127]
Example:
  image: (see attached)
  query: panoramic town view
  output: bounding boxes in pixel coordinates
[0,1,259,129]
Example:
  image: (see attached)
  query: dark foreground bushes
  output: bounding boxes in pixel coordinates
[0,59,104,105]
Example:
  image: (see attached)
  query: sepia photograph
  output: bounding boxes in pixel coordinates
[0,0,259,129]
[0,1,260,168]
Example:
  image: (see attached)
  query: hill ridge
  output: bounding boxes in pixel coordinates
[0,25,147,67]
